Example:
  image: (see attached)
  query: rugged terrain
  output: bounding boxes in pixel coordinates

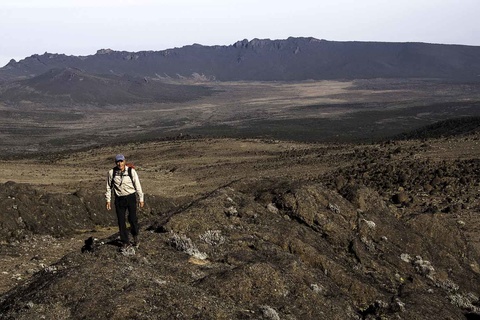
[1,35,479,319]
[0,131,479,319]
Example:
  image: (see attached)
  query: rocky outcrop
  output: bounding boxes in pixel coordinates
[326,148,480,215]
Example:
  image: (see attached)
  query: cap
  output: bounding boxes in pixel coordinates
[115,154,125,162]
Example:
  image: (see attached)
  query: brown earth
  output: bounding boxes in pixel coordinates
[0,133,479,319]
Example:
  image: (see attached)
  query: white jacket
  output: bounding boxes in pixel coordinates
[105,166,144,202]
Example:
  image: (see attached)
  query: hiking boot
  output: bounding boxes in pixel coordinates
[132,236,139,247]
[119,242,131,251]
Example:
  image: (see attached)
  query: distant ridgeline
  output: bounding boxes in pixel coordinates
[2,37,480,82]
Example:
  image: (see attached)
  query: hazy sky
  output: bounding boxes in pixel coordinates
[1,0,479,67]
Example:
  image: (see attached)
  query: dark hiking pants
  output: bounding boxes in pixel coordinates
[115,193,139,244]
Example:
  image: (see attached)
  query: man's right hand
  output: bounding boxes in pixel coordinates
[106,202,111,210]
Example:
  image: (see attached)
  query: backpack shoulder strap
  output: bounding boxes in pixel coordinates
[128,166,136,190]
[110,167,118,189]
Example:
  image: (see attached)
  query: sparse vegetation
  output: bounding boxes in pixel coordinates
[0,133,479,319]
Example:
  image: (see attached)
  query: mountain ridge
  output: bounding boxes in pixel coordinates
[0,67,214,105]
[2,37,480,82]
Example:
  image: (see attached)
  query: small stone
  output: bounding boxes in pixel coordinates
[267,203,279,214]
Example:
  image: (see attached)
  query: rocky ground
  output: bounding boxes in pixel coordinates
[0,133,479,319]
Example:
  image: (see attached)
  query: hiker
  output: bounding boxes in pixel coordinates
[105,154,144,249]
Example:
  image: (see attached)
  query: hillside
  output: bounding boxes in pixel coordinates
[0,134,479,319]
[393,116,480,140]
[2,37,480,82]
[0,68,213,106]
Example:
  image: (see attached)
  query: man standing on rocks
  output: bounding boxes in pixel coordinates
[106,154,144,250]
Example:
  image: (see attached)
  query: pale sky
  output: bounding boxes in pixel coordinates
[0,0,479,67]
